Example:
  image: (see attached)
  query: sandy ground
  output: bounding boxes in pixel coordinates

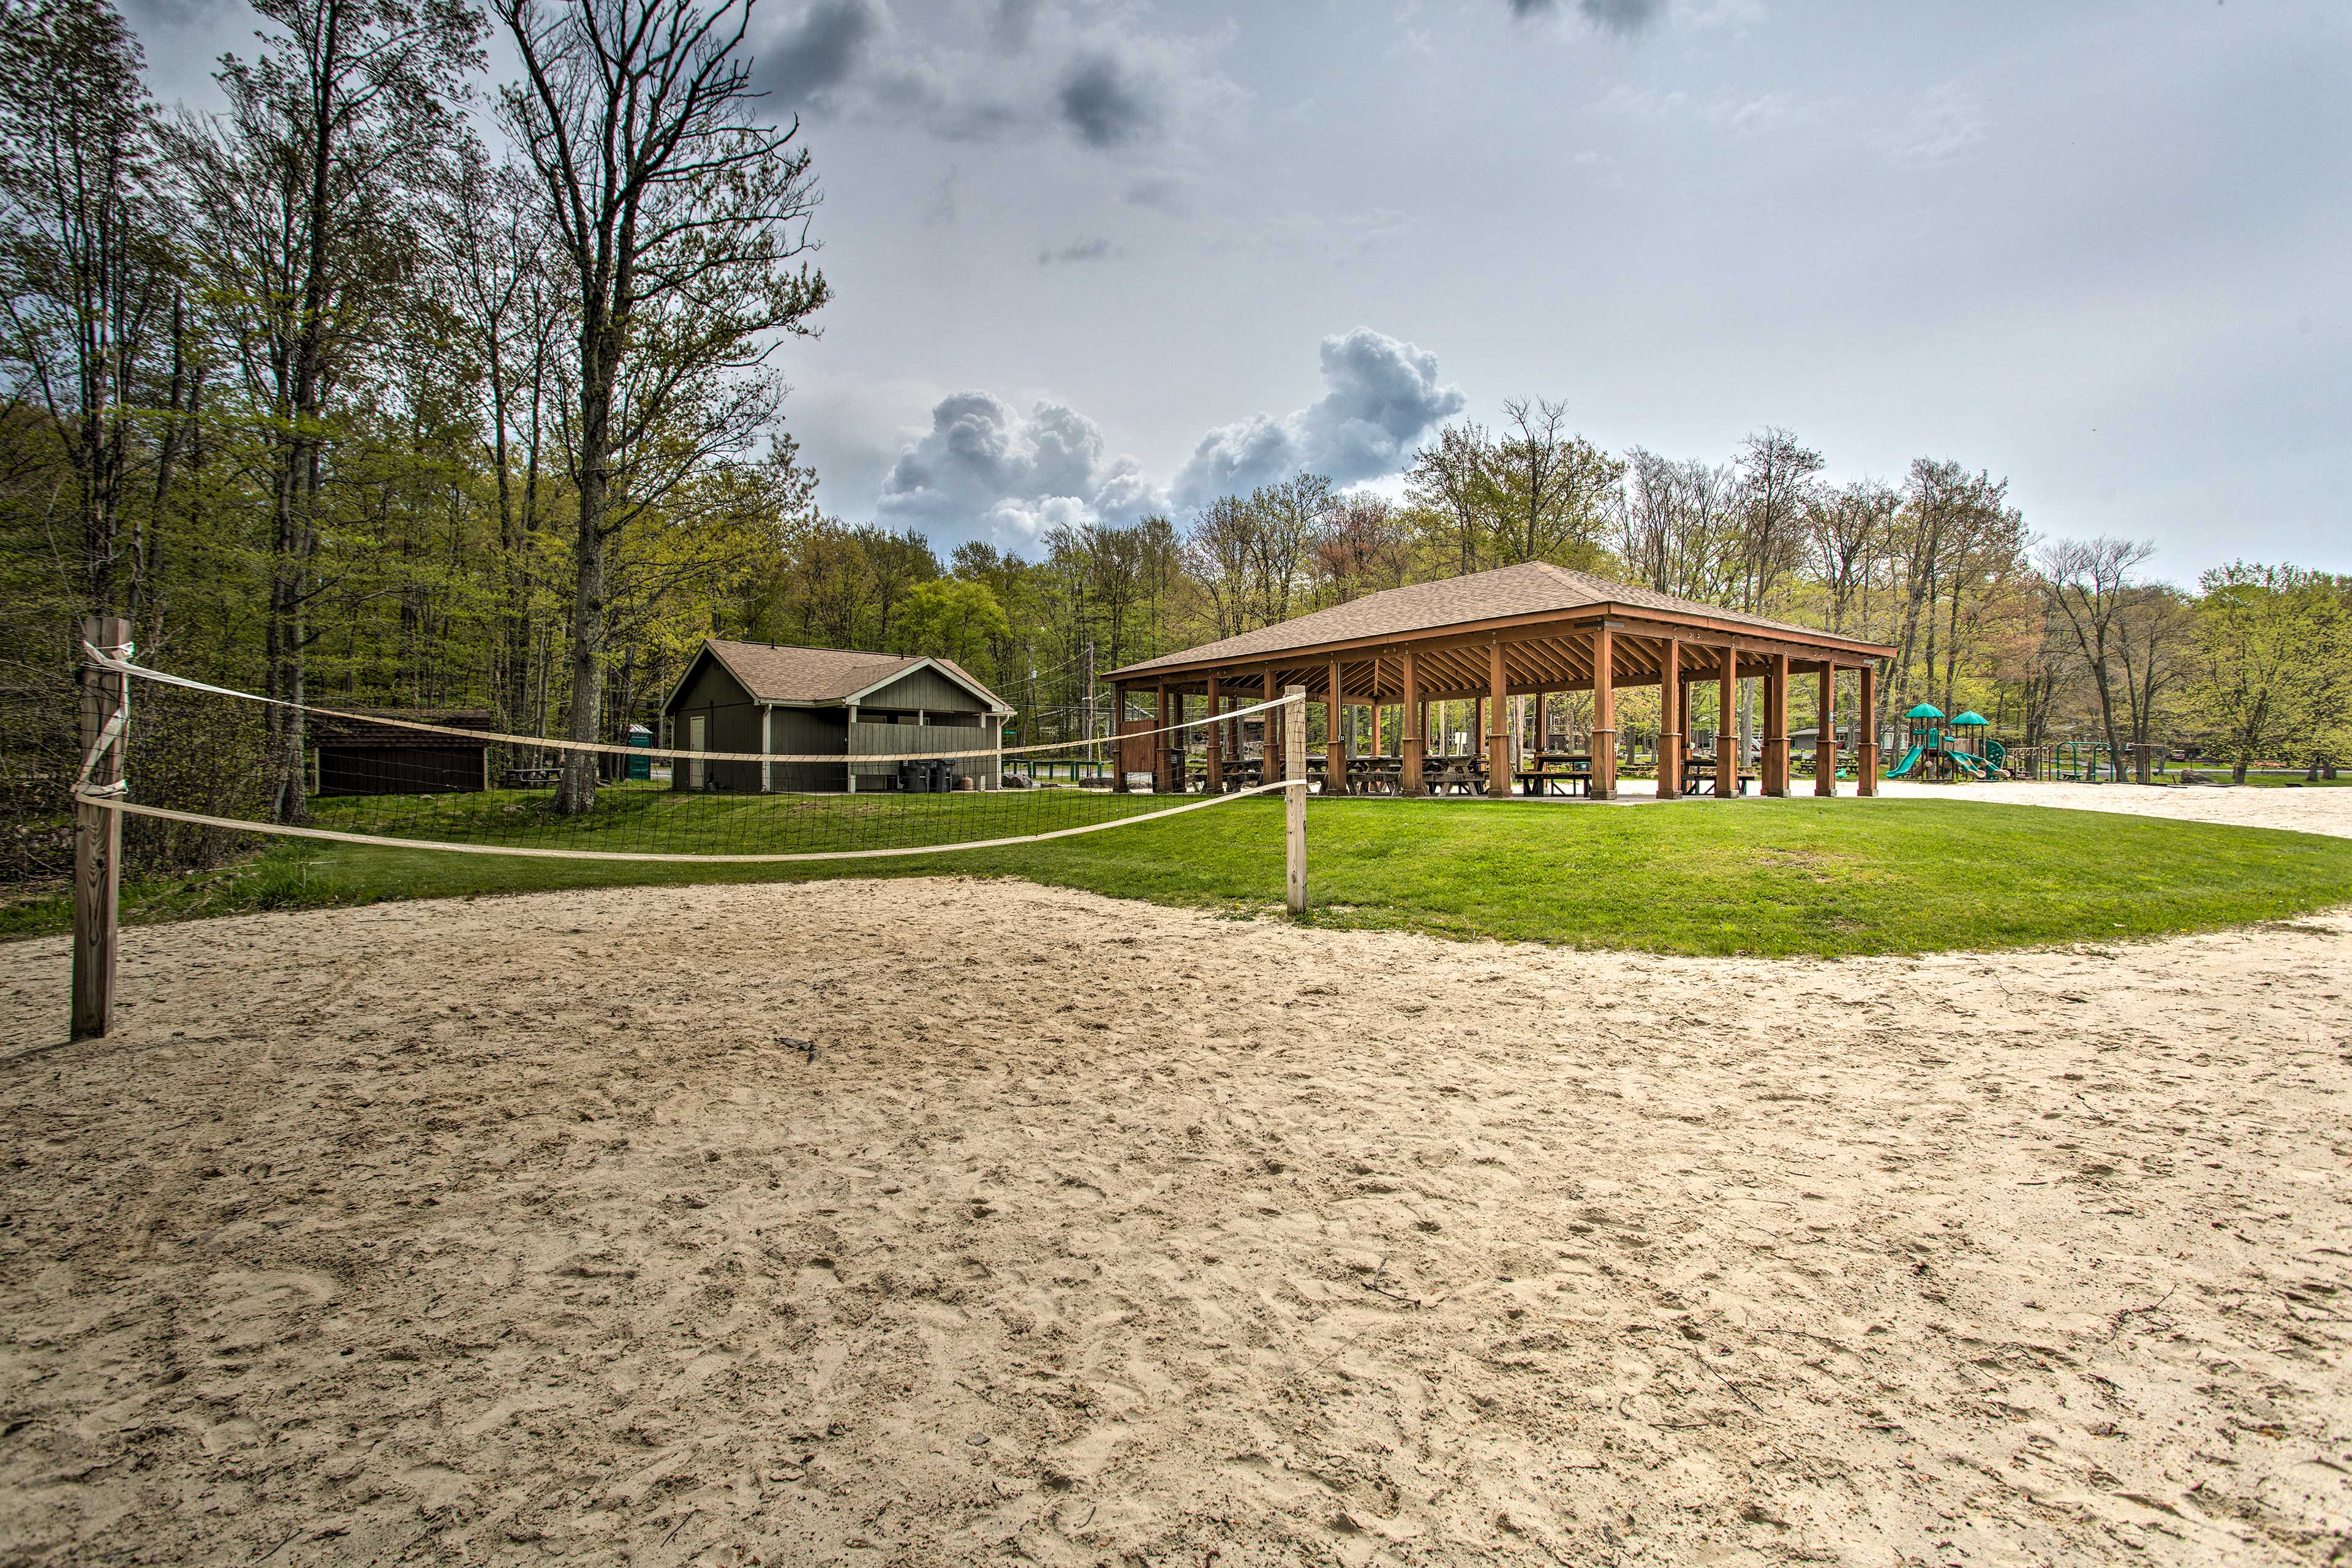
[1871,779,2352,838]
[1,790,2348,1567]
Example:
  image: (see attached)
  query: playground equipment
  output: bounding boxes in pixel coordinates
[1999,740,2177,783]
[1883,703,2010,781]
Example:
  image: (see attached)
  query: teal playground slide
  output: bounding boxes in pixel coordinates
[1885,741,2003,780]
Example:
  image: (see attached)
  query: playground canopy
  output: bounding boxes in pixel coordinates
[1104,560,1897,801]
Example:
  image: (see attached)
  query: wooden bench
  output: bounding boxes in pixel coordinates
[1517,769,1591,796]
[1682,770,1756,796]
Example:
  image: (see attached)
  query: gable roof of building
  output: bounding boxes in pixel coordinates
[1106,560,1890,679]
[310,709,499,747]
[666,639,1013,714]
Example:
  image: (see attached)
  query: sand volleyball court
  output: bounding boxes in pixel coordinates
[1,786,2348,1566]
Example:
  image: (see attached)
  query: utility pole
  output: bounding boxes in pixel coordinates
[1085,638,1096,762]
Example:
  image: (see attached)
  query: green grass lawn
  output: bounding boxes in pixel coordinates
[2219,769,2352,788]
[7,794,2351,957]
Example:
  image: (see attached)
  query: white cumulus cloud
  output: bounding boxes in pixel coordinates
[869,328,1463,546]
[1170,328,1466,509]
[874,392,1160,546]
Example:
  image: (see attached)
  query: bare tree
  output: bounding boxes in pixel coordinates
[1312,493,1411,605]
[1618,449,1738,601]
[1404,422,1494,578]
[1491,397,1618,568]
[492,0,827,812]
[1243,473,1330,628]
[438,143,568,737]
[1732,427,1822,614]
[0,0,172,619]
[2113,582,2194,782]
[1806,479,1895,636]
[1185,494,1259,640]
[2038,536,2155,782]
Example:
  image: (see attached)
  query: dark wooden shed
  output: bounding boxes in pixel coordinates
[660,640,1014,793]
[310,710,498,796]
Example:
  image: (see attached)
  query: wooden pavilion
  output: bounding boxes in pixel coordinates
[1103,560,1896,801]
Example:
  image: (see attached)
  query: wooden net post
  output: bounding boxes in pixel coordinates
[74,616,130,1041]
[1284,686,1307,914]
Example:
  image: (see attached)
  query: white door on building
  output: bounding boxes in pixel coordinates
[687,714,706,790]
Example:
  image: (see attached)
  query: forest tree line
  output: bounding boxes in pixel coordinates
[3,0,2346,884]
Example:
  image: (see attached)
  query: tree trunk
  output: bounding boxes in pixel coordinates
[558,373,612,814]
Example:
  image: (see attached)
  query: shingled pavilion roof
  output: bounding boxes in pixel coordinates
[1105,561,1890,699]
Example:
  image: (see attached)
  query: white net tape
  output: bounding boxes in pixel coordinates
[74,654,1307,865]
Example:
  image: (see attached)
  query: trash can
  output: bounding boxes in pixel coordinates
[927,759,952,793]
[897,758,927,793]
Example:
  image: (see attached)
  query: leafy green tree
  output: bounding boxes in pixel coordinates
[2192,564,2348,782]
[172,0,483,818]
[894,577,1010,671]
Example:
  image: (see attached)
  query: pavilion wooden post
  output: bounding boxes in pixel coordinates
[1401,647,1424,795]
[1284,686,1308,913]
[1326,660,1345,795]
[1657,639,1683,799]
[1486,641,1510,796]
[73,615,130,1041]
[1262,667,1280,783]
[1154,684,1173,793]
[1205,675,1224,793]
[1590,623,1617,801]
[1110,684,1131,792]
[1370,692,1383,760]
[1762,653,1790,797]
[1716,650,1736,799]
[1858,663,1880,796]
[1815,664,1838,797]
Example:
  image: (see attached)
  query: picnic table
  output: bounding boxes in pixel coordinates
[1517,751,1593,796]
[500,764,563,790]
[1517,768,1592,796]
[1427,762,1487,796]
[1681,758,1755,796]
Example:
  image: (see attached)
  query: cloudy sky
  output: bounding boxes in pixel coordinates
[125,0,2350,581]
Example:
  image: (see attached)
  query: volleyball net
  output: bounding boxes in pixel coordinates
[72,640,1307,867]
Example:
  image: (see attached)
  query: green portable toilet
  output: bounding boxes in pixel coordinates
[627,723,653,781]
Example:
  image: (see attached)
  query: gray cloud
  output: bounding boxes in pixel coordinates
[1058,52,1161,149]
[1509,0,1665,34]
[875,393,1159,544]
[990,0,1041,52]
[1121,173,1193,215]
[758,0,883,105]
[1172,328,1466,508]
[1038,237,1113,265]
[747,4,1236,159]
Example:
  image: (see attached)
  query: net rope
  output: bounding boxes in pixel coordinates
[72,652,1305,866]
